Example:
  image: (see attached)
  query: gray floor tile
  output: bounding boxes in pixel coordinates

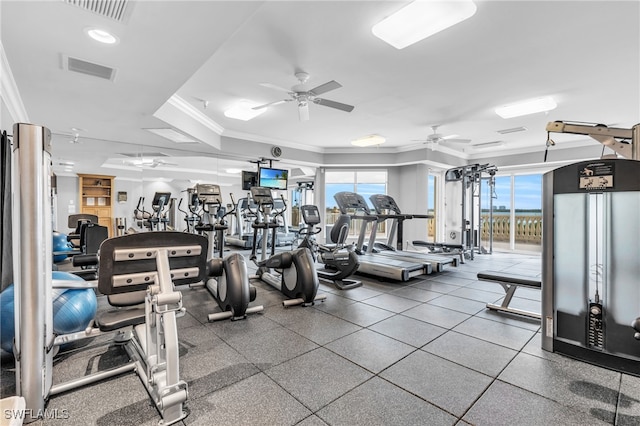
[463,379,611,426]
[337,285,383,302]
[411,280,462,294]
[617,374,640,425]
[381,350,493,417]
[474,308,541,331]
[283,310,362,345]
[223,325,318,369]
[325,329,414,373]
[321,301,394,327]
[426,275,477,286]
[498,352,621,423]
[448,286,504,303]
[361,293,422,313]
[402,303,470,329]
[316,377,456,426]
[452,316,537,350]
[422,331,518,377]
[208,314,282,344]
[427,294,487,315]
[296,415,329,426]
[313,294,357,315]
[184,373,311,426]
[390,286,441,302]
[265,347,373,412]
[368,315,447,347]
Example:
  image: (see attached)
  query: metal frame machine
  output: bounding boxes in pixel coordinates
[542,121,640,375]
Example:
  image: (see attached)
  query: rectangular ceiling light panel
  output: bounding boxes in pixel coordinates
[495,97,557,119]
[372,0,477,49]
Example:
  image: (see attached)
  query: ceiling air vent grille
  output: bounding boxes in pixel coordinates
[65,56,116,81]
[63,0,129,22]
[497,126,527,135]
[118,152,169,158]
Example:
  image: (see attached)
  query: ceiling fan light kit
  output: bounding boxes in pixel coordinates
[372,0,477,49]
[495,96,557,119]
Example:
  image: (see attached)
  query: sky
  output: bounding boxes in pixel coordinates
[324,174,543,213]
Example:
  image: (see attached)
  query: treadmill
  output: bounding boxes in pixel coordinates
[333,192,429,281]
[368,194,459,272]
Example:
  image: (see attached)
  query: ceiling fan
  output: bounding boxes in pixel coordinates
[253,71,355,121]
[414,125,471,150]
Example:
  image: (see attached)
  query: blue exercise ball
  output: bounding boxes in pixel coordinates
[53,231,72,263]
[0,284,16,353]
[0,272,97,353]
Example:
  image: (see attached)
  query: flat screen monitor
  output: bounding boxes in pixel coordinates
[258,167,288,190]
[242,171,258,190]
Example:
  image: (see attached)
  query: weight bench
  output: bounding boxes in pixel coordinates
[477,270,541,320]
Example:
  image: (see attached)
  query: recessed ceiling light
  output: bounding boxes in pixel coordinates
[495,97,557,119]
[224,100,266,121]
[145,128,198,143]
[351,134,386,147]
[372,0,477,49]
[85,28,119,45]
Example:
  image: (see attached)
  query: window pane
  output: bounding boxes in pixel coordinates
[427,175,436,241]
[514,174,542,251]
[356,171,386,183]
[491,176,511,250]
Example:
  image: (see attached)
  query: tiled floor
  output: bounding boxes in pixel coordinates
[2,249,640,425]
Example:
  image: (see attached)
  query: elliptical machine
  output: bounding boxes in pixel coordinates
[249,186,326,307]
[193,184,263,321]
[298,204,362,290]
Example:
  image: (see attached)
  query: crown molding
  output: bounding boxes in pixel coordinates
[1,41,29,123]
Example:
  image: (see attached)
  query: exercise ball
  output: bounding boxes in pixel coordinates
[0,285,16,353]
[0,272,97,353]
[52,231,72,263]
[51,272,97,335]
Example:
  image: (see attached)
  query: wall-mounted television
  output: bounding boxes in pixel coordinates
[258,167,288,190]
[242,171,258,191]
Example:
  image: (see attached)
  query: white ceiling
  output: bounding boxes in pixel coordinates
[2,1,639,181]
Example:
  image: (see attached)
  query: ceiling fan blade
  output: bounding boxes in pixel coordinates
[314,98,354,112]
[259,82,292,93]
[309,80,342,96]
[298,102,310,121]
[252,99,289,110]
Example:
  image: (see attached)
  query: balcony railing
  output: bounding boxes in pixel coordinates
[325,210,542,246]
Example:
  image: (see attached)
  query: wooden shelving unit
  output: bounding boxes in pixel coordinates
[78,174,114,237]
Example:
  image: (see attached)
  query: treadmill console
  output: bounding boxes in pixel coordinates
[369,194,401,214]
[333,191,371,214]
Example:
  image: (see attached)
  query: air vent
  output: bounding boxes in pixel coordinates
[497,126,527,135]
[63,0,130,22]
[119,152,169,158]
[472,141,504,149]
[65,56,116,80]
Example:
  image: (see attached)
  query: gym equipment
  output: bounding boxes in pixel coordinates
[191,184,263,321]
[298,204,362,290]
[540,121,640,375]
[368,194,459,272]
[225,197,258,248]
[66,213,98,248]
[249,186,326,307]
[476,271,541,319]
[133,196,152,230]
[333,191,429,281]
[52,231,75,263]
[177,190,203,234]
[50,271,97,334]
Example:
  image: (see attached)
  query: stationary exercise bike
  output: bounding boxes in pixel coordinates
[249,186,326,307]
[192,184,263,321]
[298,204,362,290]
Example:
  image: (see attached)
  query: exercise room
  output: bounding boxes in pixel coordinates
[1,1,639,425]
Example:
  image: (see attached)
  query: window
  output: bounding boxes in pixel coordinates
[426,174,437,242]
[325,170,387,238]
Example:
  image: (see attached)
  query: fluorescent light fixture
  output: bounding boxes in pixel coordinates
[85,28,119,45]
[372,0,477,49]
[225,168,242,174]
[145,128,198,143]
[224,100,266,121]
[495,97,557,119]
[351,134,386,147]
